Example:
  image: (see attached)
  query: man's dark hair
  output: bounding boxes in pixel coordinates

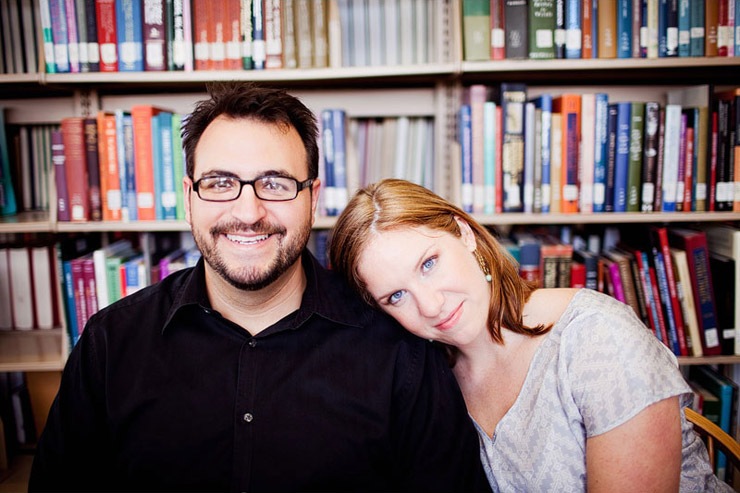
[182,82,319,180]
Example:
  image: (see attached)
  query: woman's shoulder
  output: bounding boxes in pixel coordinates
[522,288,580,330]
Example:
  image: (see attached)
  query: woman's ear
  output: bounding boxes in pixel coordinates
[454,216,477,252]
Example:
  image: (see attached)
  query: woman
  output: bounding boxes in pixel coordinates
[328,178,729,492]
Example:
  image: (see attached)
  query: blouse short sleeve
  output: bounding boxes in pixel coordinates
[559,290,692,437]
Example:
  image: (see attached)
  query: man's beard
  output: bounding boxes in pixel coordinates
[193,218,311,291]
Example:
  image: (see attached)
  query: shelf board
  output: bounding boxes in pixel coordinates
[471,211,740,226]
[56,219,191,233]
[677,355,740,366]
[42,63,458,85]
[0,329,66,372]
[463,56,740,73]
[0,211,54,233]
[0,73,42,83]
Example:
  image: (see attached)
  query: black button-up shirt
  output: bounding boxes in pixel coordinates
[30,252,490,492]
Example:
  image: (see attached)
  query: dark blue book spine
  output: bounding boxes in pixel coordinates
[613,102,631,213]
[617,0,632,58]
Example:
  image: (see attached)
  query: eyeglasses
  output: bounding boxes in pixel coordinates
[192,175,314,202]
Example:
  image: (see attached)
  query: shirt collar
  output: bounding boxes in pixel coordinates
[163,251,368,334]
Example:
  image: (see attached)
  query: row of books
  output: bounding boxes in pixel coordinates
[502,224,740,360]
[55,232,200,345]
[320,112,435,216]
[462,0,740,62]
[457,83,740,215]
[0,0,439,75]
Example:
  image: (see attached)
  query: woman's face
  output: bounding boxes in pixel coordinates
[356,219,492,349]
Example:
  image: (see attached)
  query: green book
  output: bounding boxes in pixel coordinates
[626,102,645,212]
[463,0,491,61]
[528,0,556,59]
[172,114,185,221]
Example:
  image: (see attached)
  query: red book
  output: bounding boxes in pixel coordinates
[70,257,88,336]
[553,94,581,213]
[95,0,118,72]
[667,228,722,356]
[683,124,694,211]
[717,0,729,57]
[581,0,593,58]
[495,105,503,213]
[650,226,688,356]
[570,262,586,288]
[264,0,282,69]
[709,110,719,211]
[225,0,242,70]
[193,0,212,70]
[131,105,164,221]
[97,111,122,221]
[82,255,98,324]
[209,0,226,70]
[490,0,505,60]
[61,117,90,222]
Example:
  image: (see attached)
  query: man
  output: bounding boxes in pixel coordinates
[29,82,490,492]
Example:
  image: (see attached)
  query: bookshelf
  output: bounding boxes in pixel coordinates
[0,0,739,373]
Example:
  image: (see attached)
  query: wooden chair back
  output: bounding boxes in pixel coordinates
[684,407,740,471]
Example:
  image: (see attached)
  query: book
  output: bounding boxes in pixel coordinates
[505,0,528,59]
[532,94,553,214]
[73,0,89,72]
[265,0,283,69]
[61,117,90,221]
[131,105,164,221]
[661,104,682,212]
[670,247,703,357]
[30,245,57,330]
[93,239,132,309]
[641,102,661,212]
[709,252,736,355]
[8,248,34,330]
[95,0,118,72]
[593,93,609,213]
[598,0,617,58]
[0,248,12,330]
[483,101,498,215]
[49,0,70,72]
[83,117,102,221]
[97,111,121,221]
[0,108,18,216]
[703,224,740,355]
[462,0,490,61]
[39,0,57,73]
[115,0,144,71]
[469,85,487,213]
[689,0,705,56]
[553,93,581,213]
[612,101,631,213]
[115,110,137,221]
[528,0,556,59]
[579,93,595,214]
[650,226,688,356]
[142,0,167,71]
[563,0,581,58]
[500,83,527,212]
[491,0,506,59]
[668,227,721,356]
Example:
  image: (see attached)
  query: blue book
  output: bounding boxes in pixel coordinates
[320,110,336,216]
[666,0,679,56]
[115,111,136,221]
[591,0,598,58]
[62,260,80,346]
[0,108,18,216]
[331,109,348,214]
[689,0,705,56]
[564,0,582,59]
[613,102,631,213]
[605,104,619,212]
[658,0,669,56]
[640,0,649,57]
[150,114,162,220]
[483,101,497,214]
[252,0,266,70]
[116,0,144,71]
[639,251,663,343]
[532,95,552,214]
[459,104,473,213]
[677,0,691,56]
[157,112,177,220]
[736,0,740,55]
[48,0,70,73]
[651,246,681,355]
[592,93,609,213]
[617,0,632,58]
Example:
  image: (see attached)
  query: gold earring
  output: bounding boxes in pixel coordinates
[474,249,492,282]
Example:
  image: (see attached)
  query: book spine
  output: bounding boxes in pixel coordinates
[523,101,536,213]
[564,0,582,58]
[593,93,609,213]
[491,0,506,59]
[182,0,194,71]
[597,0,617,58]
[142,0,167,71]
[95,0,118,72]
[98,113,122,221]
[150,112,163,219]
[656,227,688,355]
[579,93,595,213]
[61,118,90,221]
[665,0,679,56]
[613,101,630,212]
[131,106,158,220]
[554,0,566,57]
[331,109,348,213]
[39,0,57,73]
[617,0,632,57]
[75,0,89,72]
[652,246,681,355]
[504,0,528,59]
[641,101,660,212]
[582,0,593,58]
[210,0,226,70]
[51,129,70,221]
[537,95,553,214]
[528,0,556,59]
[556,94,581,213]
[627,102,645,212]
[64,0,80,72]
[470,85,487,213]
[677,0,690,56]
[605,103,618,212]
[501,83,527,212]
[84,0,100,71]
[706,0,720,56]
[116,0,144,71]
[49,0,70,72]
[252,0,266,69]
[483,101,497,215]
[168,0,186,70]
[321,109,337,215]
[158,112,177,220]
[689,0,705,55]
[225,0,242,69]
[459,104,473,213]
[661,104,682,212]
[83,118,102,221]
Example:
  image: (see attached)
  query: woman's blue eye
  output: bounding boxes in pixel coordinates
[389,290,405,305]
[422,257,436,272]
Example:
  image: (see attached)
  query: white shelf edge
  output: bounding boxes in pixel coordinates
[462,56,740,73]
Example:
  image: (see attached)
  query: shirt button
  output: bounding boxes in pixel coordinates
[243,412,254,423]
[248,339,257,348]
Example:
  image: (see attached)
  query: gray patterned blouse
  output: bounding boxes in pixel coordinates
[473,288,731,492]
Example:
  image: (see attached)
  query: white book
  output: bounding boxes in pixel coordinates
[398,0,413,65]
[661,104,682,212]
[393,116,410,179]
[31,246,54,329]
[381,118,398,179]
[37,0,56,72]
[352,0,368,66]
[670,248,703,357]
[579,93,596,214]
[326,0,343,68]
[382,0,399,65]
[9,248,34,330]
[0,249,12,330]
[413,0,426,64]
[423,118,434,191]
[410,117,426,185]
[366,0,384,66]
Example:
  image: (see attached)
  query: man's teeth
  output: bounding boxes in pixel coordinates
[226,233,269,245]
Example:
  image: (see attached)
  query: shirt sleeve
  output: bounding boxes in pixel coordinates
[28,317,112,492]
[389,327,491,492]
[561,290,692,438]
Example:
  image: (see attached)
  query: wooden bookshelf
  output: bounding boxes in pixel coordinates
[0,330,66,372]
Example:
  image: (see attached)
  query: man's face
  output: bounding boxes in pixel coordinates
[184,115,320,291]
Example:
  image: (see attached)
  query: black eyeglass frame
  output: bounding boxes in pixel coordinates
[191,175,315,202]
